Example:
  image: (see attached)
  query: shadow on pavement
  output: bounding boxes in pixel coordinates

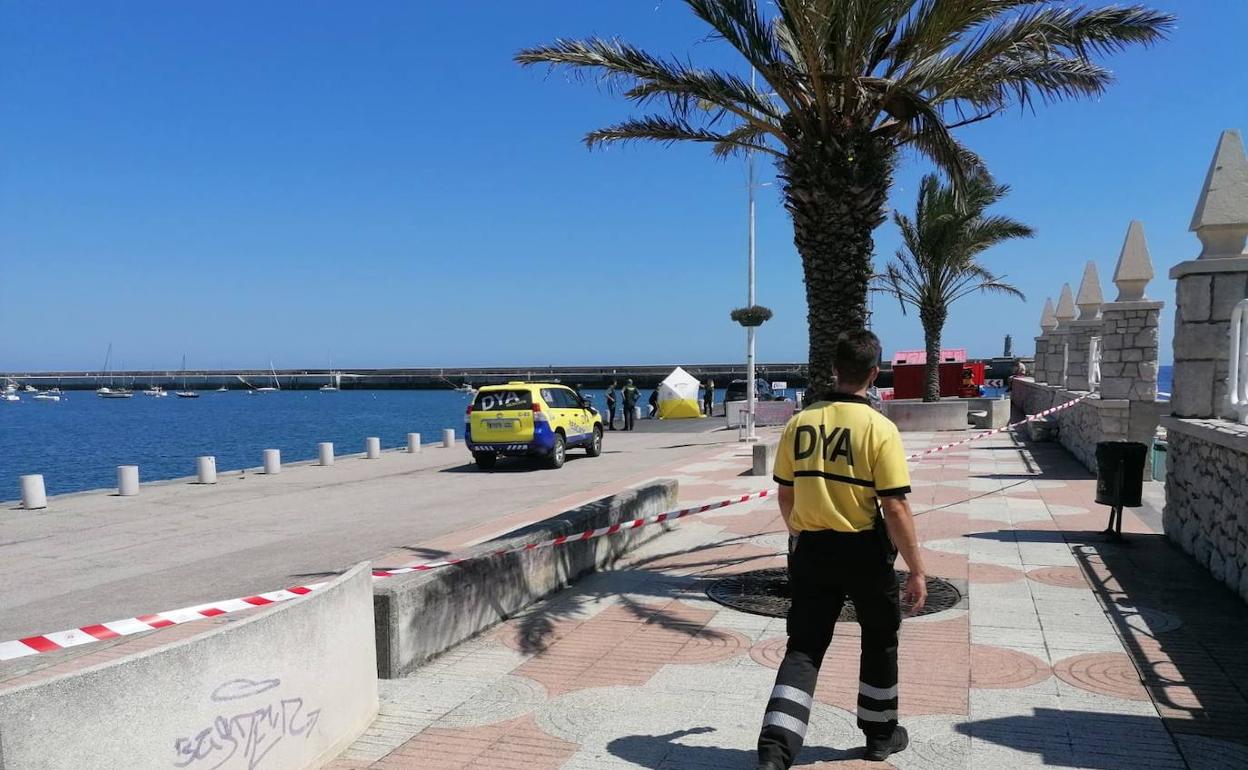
[510,532,780,656]
[1014,430,1248,761]
[606,727,861,769]
[954,709,1186,769]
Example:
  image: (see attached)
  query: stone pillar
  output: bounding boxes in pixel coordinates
[1065,261,1105,391]
[1170,129,1248,419]
[1044,284,1077,386]
[1034,297,1056,383]
[1101,221,1163,402]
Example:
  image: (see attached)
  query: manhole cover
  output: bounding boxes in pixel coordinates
[705,568,963,620]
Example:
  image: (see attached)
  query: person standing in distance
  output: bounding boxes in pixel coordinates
[606,381,619,431]
[703,378,715,416]
[757,330,926,769]
[621,379,640,431]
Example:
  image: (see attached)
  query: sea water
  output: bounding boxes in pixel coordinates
[0,389,529,498]
[0,387,711,499]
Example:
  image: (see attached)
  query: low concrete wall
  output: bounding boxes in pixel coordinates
[1162,417,1248,604]
[0,564,377,770]
[967,397,1010,429]
[884,399,969,431]
[374,481,678,678]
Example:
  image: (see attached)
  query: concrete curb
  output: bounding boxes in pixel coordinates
[373,480,678,678]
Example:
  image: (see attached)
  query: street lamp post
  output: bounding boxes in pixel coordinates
[745,111,758,443]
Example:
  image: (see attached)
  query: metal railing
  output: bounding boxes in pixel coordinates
[1230,299,1248,424]
[1088,336,1102,391]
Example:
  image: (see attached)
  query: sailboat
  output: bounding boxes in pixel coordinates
[254,362,280,394]
[97,344,133,398]
[175,355,199,398]
[320,358,340,392]
[143,376,168,397]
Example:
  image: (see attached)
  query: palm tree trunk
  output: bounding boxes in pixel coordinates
[780,132,894,397]
[920,306,947,403]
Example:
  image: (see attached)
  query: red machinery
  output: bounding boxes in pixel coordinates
[890,349,985,400]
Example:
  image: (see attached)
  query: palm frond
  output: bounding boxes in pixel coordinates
[515,38,787,146]
[585,115,782,157]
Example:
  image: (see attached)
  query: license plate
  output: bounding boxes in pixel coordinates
[484,419,516,430]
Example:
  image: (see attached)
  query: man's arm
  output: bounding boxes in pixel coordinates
[778,485,796,534]
[880,495,927,614]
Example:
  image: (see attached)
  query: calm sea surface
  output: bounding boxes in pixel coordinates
[0,388,579,499]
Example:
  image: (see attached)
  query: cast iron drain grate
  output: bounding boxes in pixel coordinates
[705,569,963,620]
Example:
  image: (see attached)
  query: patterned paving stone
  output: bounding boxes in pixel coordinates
[1026,566,1089,589]
[969,644,1052,689]
[1053,652,1151,702]
[372,714,578,770]
[968,563,1025,584]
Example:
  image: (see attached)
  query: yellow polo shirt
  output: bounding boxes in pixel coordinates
[772,393,911,532]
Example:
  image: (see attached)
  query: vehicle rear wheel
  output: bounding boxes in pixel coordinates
[585,426,603,457]
[547,433,566,469]
[473,451,497,470]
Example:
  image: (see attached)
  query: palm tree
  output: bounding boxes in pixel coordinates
[878,172,1031,402]
[515,1,1171,395]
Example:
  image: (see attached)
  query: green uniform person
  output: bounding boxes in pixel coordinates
[621,379,640,431]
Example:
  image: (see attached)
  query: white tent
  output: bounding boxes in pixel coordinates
[657,367,703,419]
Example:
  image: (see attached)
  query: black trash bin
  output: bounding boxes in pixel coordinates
[1095,441,1148,539]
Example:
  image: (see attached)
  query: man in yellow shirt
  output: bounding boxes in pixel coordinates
[757,330,927,769]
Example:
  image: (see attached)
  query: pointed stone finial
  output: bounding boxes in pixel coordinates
[1190,129,1248,258]
[1055,284,1076,326]
[1040,297,1057,332]
[1075,261,1104,319]
[1112,220,1154,301]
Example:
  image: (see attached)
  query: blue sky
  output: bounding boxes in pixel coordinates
[2,1,1244,372]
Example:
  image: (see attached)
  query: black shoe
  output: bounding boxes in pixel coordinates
[864,725,909,761]
[757,762,784,770]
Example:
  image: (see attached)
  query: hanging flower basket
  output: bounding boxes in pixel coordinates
[730,305,773,327]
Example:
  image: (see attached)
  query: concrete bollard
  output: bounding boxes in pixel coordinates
[318,442,335,466]
[407,433,422,453]
[366,437,381,459]
[196,456,217,484]
[263,449,281,474]
[117,465,139,496]
[19,474,47,510]
[751,442,777,476]
[442,429,455,448]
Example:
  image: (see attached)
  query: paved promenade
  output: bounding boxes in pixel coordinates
[328,430,1248,769]
[0,419,728,668]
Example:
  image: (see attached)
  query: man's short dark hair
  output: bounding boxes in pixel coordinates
[834,330,882,386]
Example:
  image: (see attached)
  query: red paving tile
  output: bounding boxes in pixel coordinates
[969,563,1025,584]
[970,644,1052,689]
[1027,566,1090,589]
[501,601,747,696]
[372,715,577,770]
[1054,652,1151,702]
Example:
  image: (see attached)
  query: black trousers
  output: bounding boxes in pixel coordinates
[623,405,635,430]
[758,529,901,768]
[607,404,617,428]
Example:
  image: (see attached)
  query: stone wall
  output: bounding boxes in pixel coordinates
[1173,268,1248,417]
[1162,417,1248,603]
[1099,303,1162,401]
[1011,379,1130,472]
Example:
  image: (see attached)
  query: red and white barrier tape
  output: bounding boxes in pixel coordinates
[0,490,772,662]
[903,393,1091,461]
[1,395,1087,663]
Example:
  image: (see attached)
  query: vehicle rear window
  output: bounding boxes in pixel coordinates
[474,390,532,411]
